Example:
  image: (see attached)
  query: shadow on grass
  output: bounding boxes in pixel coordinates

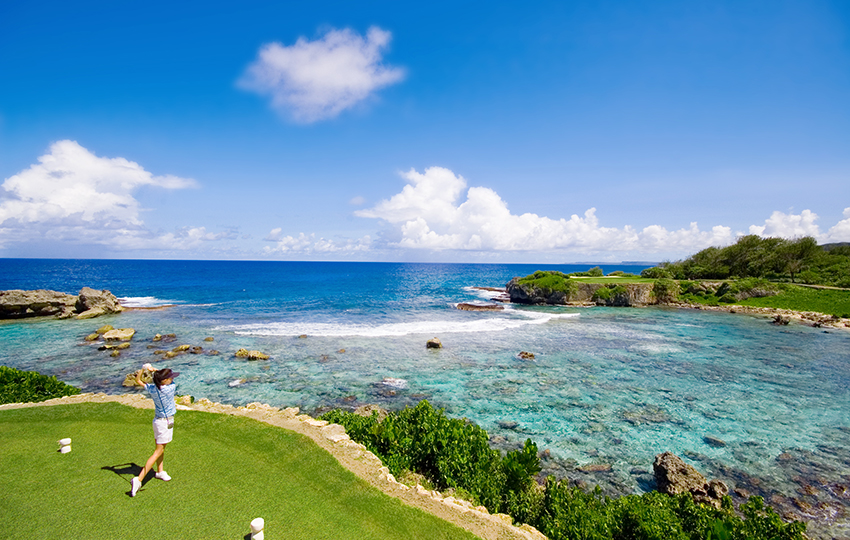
[101,463,144,496]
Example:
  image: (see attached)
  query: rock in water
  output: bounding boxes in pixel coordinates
[235,348,270,360]
[0,288,122,320]
[102,328,135,341]
[456,303,505,311]
[703,435,727,448]
[426,337,442,349]
[0,289,77,319]
[75,287,123,319]
[653,451,728,508]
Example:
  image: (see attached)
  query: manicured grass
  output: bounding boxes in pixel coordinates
[569,277,655,284]
[0,403,480,540]
[738,285,850,317]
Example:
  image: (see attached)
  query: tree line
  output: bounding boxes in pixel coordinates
[641,236,850,288]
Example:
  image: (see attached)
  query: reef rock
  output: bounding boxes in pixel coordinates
[122,367,154,387]
[102,328,135,341]
[426,337,442,349]
[75,287,123,319]
[0,288,122,320]
[456,303,505,311]
[653,451,728,508]
[235,348,270,360]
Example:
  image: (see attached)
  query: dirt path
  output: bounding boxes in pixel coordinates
[0,393,546,540]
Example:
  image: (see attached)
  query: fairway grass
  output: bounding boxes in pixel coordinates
[0,403,480,540]
[739,285,850,318]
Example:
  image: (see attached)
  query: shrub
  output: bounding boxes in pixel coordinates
[0,366,80,405]
[652,278,680,303]
[641,267,672,279]
[593,287,612,301]
[323,404,806,540]
[517,271,579,298]
[322,401,509,511]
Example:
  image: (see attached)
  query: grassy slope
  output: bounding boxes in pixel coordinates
[737,285,850,317]
[0,403,479,540]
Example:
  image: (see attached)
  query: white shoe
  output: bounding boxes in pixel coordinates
[131,477,141,497]
[155,471,171,481]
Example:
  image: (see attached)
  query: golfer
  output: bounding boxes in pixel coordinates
[131,365,179,497]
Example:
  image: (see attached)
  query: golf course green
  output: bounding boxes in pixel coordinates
[0,402,480,540]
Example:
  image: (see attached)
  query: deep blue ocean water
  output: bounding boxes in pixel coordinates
[1,259,848,536]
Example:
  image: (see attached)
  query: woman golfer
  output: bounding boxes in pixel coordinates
[131,365,179,497]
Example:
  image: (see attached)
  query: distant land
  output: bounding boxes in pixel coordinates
[570,261,659,266]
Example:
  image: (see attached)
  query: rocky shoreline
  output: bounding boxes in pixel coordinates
[494,281,850,331]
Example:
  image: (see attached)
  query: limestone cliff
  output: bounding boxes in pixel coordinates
[0,288,123,319]
[506,278,656,306]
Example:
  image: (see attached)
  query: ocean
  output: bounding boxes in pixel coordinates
[1,259,848,537]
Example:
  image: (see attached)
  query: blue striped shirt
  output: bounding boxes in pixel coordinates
[145,382,178,418]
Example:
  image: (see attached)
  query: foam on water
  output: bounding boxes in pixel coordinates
[224,311,579,337]
[119,296,179,308]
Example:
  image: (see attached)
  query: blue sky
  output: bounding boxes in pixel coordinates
[1,0,848,262]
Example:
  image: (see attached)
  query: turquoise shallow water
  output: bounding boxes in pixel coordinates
[1,259,848,537]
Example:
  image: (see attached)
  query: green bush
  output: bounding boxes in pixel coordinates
[641,267,672,279]
[593,287,613,301]
[517,271,579,298]
[323,404,806,540]
[652,278,680,303]
[322,401,513,511]
[0,366,80,405]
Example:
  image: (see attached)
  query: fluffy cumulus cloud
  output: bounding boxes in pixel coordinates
[0,140,196,227]
[747,208,850,243]
[826,208,850,242]
[239,26,405,122]
[0,140,238,253]
[356,167,736,254]
[749,210,821,238]
[263,229,371,254]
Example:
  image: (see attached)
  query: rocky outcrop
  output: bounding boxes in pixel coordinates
[426,338,443,349]
[103,328,135,341]
[506,279,655,306]
[75,287,123,319]
[457,303,505,311]
[0,288,123,319]
[235,348,270,360]
[653,451,729,509]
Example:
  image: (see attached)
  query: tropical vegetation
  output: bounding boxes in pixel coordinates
[642,236,850,287]
[322,401,805,540]
[0,365,80,405]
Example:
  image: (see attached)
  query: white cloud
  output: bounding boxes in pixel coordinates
[263,231,371,254]
[349,195,366,206]
[824,207,850,242]
[748,209,821,238]
[0,140,196,228]
[0,140,211,251]
[356,167,735,253]
[239,26,405,122]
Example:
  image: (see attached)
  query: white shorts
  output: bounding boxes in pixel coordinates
[152,417,174,444]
